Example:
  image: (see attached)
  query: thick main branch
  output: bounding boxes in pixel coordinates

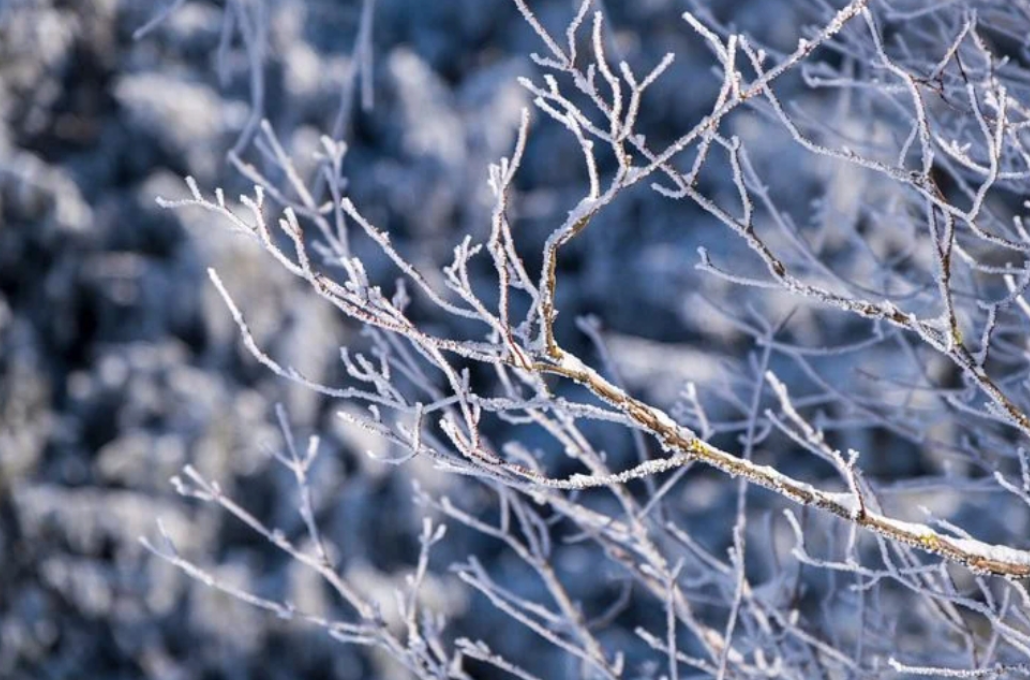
[531,351,1030,578]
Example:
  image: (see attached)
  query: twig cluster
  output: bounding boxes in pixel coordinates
[144,0,1030,677]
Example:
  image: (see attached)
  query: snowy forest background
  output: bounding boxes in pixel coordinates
[4,0,1030,678]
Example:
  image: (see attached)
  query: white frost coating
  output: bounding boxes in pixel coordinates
[948,537,1030,567]
[872,513,940,540]
[556,352,591,376]
[824,491,859,512]
[742,458,820,497]
[649,404,680,433]
[874,513,1030,566]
